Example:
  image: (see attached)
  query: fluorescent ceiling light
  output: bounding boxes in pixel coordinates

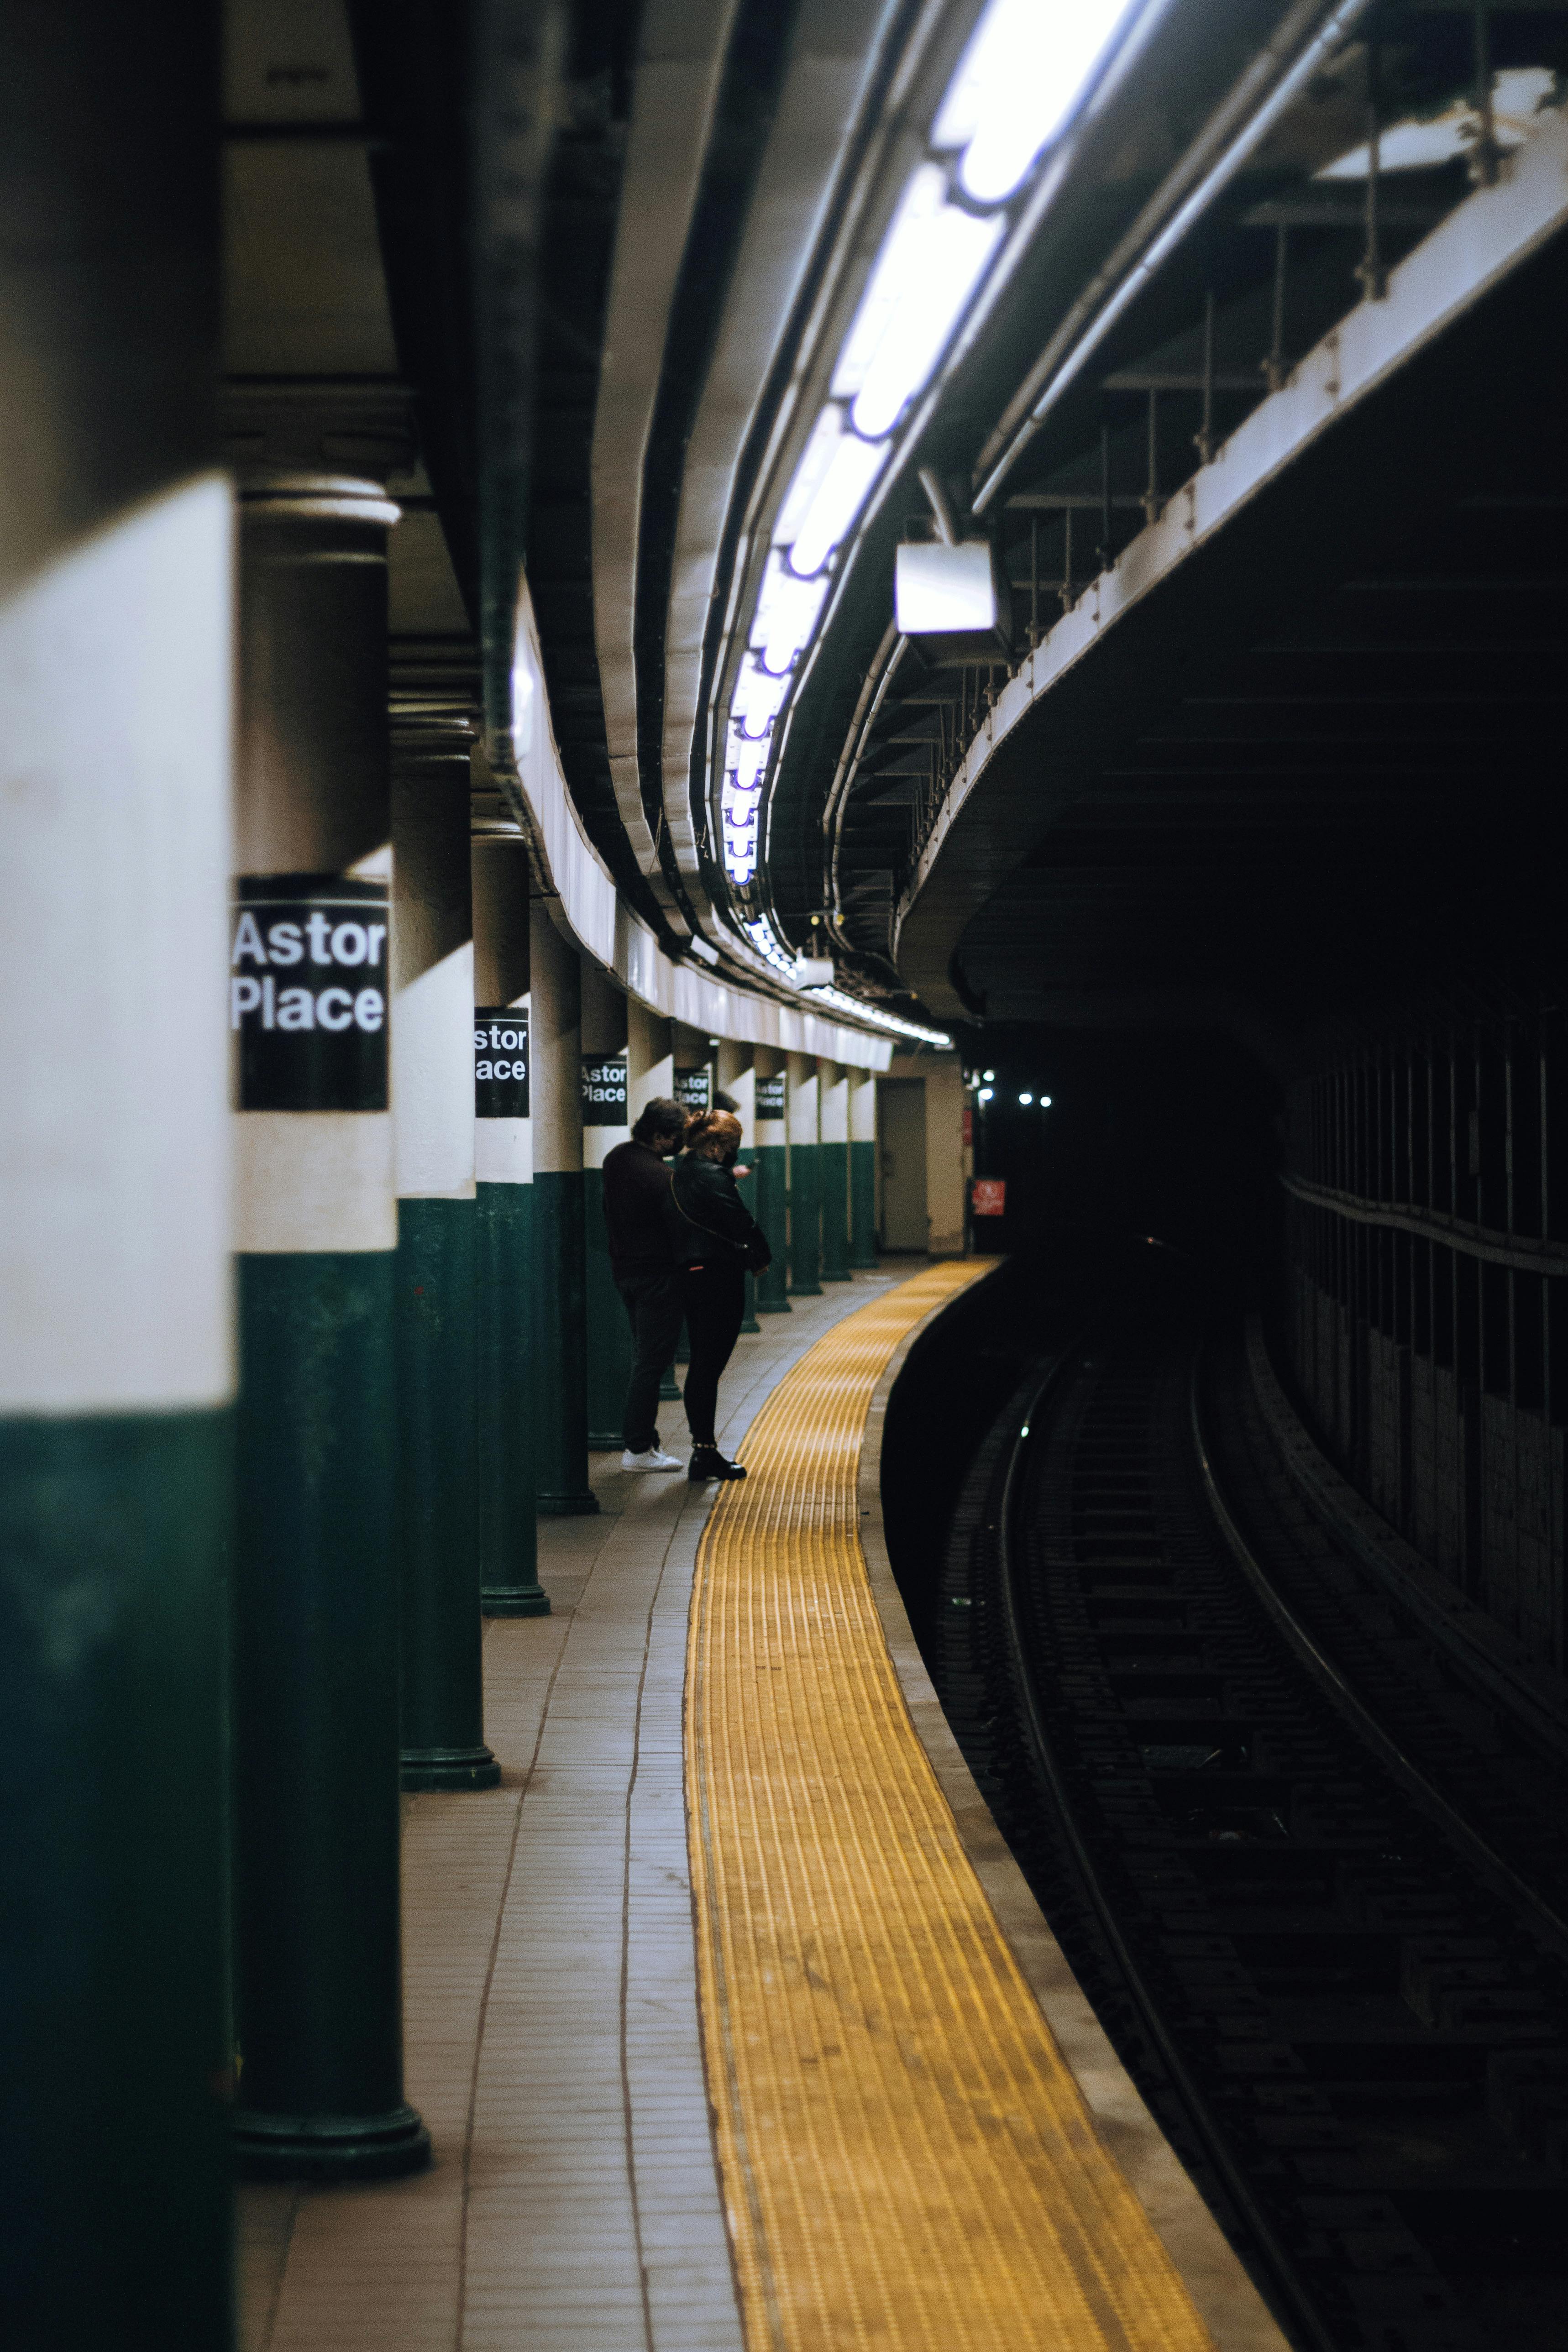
[751,557,831,673]
[785,429,887,578]
[1317,67,1552,178]
[831,164,1004,440]
[895,539,997,633]
[934,0,1140,203]
[774,406,849,546]
[729,659,793,739]
[727,730,769,793]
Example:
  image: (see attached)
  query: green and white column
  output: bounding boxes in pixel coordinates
[753,1050,791,1313]
[582,963,631,1448]
[0,26,233,2308]
[472,820,548,1614]
[230,471,428,2181]
[530,900,598,1514]
[392,750,497,1792]
[850,1065,880,1268]
[718,1040,761,1332]
[819,1060,852,1281]
[787,1051,823,1298]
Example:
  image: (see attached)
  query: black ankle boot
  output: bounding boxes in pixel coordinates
[688,1444,746,1483]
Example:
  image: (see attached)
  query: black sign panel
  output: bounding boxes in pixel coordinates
[581,1053,628,1125]
[755,1072,787,1121]
[476,1007,529,1118]
[674,1063,712,1114]
[231,875,388,1111]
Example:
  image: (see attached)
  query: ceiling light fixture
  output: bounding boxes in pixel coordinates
[934,0,1140,203]
[715,0,1144,932]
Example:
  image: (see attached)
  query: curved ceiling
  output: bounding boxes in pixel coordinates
[326,0,1568,1060]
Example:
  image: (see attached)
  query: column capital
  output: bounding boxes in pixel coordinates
[223,378,417,483]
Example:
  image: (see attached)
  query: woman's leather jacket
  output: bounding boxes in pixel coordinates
[666,1152,772,1272]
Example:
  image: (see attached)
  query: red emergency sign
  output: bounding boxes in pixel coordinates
[970,1178,1006,1216]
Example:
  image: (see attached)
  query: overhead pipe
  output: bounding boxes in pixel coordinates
[971,0,1380,514]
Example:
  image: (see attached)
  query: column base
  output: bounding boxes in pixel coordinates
[659,1370,682,1398]
[756,1298,793,1314]
[821,1271,853,1283]
[233,2103,431,2183]
[538,1488,601,1516]
[850,1252,879,1270]
[482,1583,552,1617]
[399,1744,502,1792]
[790,1284,823,1299]
[588,1429,624,1448]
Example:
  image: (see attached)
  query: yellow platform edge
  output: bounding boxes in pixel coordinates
[684,1263,1286,2352]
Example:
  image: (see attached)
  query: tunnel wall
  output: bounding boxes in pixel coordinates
[1280,1009,1566,1672]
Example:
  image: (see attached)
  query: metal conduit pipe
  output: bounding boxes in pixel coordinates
[972,0,1381,515]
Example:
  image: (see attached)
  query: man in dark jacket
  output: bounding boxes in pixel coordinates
[602,1095,687,1469]
[668,1111,771,1482]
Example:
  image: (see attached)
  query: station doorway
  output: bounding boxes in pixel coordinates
[878,1079,927,1252]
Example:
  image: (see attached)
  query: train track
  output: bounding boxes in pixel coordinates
[931,1280,1568,2352]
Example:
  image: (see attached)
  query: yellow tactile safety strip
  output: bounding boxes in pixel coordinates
[685,1264,1217,2352]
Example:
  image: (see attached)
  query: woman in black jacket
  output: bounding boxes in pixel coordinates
[666,1110,771,1482]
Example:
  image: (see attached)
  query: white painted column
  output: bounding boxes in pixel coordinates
[628,997,674,1123]
[786,1051,822,1296]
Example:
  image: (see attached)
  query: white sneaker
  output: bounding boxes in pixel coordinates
[620,1446,683,1472]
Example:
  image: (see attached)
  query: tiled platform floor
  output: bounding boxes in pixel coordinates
[238,1273,896,2352]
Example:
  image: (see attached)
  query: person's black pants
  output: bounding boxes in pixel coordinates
[679,1261,746,1446]
[615,1268,684,1452]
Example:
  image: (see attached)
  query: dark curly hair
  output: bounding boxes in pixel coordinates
[631,1095,686,1145]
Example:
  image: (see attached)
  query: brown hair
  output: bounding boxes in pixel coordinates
[683,1109,743,1159]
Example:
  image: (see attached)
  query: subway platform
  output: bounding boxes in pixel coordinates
[238,1267,1285,2352]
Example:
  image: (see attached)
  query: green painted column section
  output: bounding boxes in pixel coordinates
[396,1198,497,1788]
[234,1254,425,2176]
[533,1170,597,1510]
[753,1148,791,1310]
[787,1053,822,1298]
[529,907,597,1513]
[788,1144,823,1296]
[584,1160,634,1442]
[737,1170,762,1332]
[850,1141,879,1268]
[476,1178,548,1612]
[4,1411,233,2343]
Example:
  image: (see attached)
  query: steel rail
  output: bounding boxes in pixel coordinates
[996,1341,1338,2352]
[1190,1344,1568,1962]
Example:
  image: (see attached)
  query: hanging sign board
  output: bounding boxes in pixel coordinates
[971,1178,1007,1217]
[475,1007,529,1118]
[231,876,388,1111]
[674,1063,712,1114]
[581,1053,628,1125]
[755,1073,787,1123]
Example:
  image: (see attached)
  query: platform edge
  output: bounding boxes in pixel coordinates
[856,1271,1293,2352]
